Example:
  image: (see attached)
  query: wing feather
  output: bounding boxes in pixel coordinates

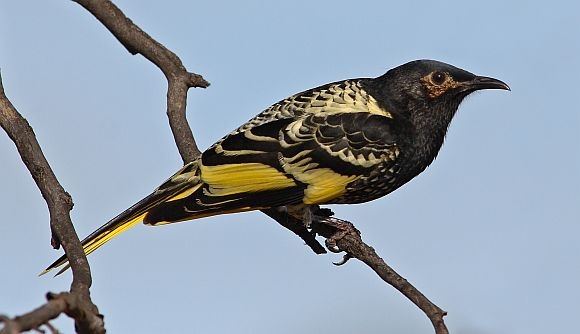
[195,111,399,208]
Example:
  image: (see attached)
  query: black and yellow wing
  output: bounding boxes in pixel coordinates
[144,111,400,224]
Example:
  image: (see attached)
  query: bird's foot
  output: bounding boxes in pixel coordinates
[318,217,359,265]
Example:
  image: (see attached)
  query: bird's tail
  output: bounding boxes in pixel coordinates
[40,161,203,276]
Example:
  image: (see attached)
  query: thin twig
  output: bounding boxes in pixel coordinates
[43,322,60,334]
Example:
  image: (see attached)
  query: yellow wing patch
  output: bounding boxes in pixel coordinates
[200,162,297,196]
[299,168,360,204]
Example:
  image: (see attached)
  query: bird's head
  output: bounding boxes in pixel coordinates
[369,59,509,138]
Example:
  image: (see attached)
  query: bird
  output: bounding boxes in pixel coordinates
[42,59,509,275]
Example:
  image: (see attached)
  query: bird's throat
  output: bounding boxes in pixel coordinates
[407,106,456,175]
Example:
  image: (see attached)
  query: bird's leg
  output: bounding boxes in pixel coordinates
[286,204,320,228]
[285,204,358,264]
[302,205,315,227]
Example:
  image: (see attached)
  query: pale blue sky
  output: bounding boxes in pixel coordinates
[1,1,579,333]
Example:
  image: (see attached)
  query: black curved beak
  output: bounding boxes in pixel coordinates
[468,76,511,91]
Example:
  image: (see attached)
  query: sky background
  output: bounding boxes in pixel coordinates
[1,1,579,333]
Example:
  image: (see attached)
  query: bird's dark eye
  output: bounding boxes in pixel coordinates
[431,71,447,85]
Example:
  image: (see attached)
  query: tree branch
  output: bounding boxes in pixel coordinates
[312,216,448,334]
[0,74,104,333]
[73,0,209,164]
[264,208,449,333]
[0,293,103,334]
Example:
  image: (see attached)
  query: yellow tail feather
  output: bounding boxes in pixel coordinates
[39,213,147,276]
[41,162,201,276]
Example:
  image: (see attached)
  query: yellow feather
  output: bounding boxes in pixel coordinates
[165,184,199,202]
[299,168,359,204]
[200,162,297,196]
[40,213,147,276]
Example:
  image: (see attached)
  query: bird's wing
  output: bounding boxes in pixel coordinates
[166,111,399,216]
[276,111,400,204]
[223,79,391,137]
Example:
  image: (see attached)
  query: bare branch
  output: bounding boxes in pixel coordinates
[311,215,449,334]
[73,0,209,164]
[0,293,103,334]
[259,207,450,333]
[0,72,104,332]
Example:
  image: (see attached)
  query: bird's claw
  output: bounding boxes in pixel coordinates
[333,253,353,266]
[325,238,341,253]
[319,217,360,264]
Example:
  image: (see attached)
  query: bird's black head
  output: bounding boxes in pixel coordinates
[366,59,509,173]
[370,59,509,137]
[374,60,509,117]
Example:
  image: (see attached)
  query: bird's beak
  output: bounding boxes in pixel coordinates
[466,76,511,91]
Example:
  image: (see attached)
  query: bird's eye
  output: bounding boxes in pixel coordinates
[431,71,447,85]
